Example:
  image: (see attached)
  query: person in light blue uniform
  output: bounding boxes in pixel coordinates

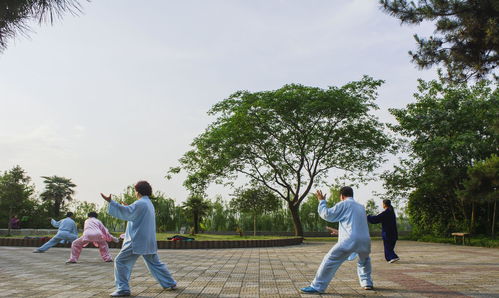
[33,212,78,253]
[301,186,373,294]
[101,180,176,297]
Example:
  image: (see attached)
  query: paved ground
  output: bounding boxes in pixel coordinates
[0,240,498,297]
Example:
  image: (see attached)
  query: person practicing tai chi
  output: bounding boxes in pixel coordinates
[66,211,120,264]
[367,199,399,263]
[33,212,78,253]
[301,186,373,294]
[101,180,176,297]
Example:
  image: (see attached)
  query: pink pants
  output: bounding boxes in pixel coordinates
[68,236,112,262]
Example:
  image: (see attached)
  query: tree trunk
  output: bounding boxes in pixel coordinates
[7,206,13,236]
[289,203,304,237]
[470,202,476,233]
[253,214,256,236]
[193,213,198,234]
[492,198,497,239]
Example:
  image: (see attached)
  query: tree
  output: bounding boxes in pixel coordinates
[182,195,210,234]
[151,192,178,232]
[170,76,392,236]
[458,154,499,236]
[0,0,86,52]
[383,77,498,235]
[71,200,97,228]
[230,187,281,236]
[380,0,499,82]
[365,199,379,216]
[40,175,77,218]
[0,165,34,234]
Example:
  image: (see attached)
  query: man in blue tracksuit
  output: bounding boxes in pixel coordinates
[301,186,373,294]
[101,180,176,297]
[33,212,78,253]
[367,199,399,263]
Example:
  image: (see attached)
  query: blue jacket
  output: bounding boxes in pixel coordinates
[367,208,398,241]
[108,196,157,254]
[318,198,371,260]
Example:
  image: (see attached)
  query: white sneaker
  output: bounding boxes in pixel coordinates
[388,258,400,263]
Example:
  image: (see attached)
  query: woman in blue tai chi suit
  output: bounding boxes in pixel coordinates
[101,180,176,297]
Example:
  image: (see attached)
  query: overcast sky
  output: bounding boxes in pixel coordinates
[0,0,437,208]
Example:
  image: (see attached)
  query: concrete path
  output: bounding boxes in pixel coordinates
[0,240,498,297]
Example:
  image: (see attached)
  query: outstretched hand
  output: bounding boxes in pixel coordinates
[326,226,338,236]
[315,190,326,201]
[100,193,112,202]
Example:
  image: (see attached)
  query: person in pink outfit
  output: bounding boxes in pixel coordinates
[67,211,119,263]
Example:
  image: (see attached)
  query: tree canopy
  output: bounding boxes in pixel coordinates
[380,0,499,82]
[170,76,392,236]
[0,0,85,52]
[40,175,77,218]
[383,76,498,235]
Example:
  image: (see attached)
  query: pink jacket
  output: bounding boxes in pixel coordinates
[82,217,115,244]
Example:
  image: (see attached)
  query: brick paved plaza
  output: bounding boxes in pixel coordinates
[0,240,498,297]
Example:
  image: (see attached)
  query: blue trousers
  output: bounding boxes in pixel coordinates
[114,244,176,291]
[383,239,399,261]
[311,244,373,292]
[37,232,77,252]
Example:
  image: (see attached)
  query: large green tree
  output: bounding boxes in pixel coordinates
[230,187,280,236]
[380,0,499,82]
[40,175,77,218]
[0,0,86,52]
[0,165,35,233]
[170,77,392,236]
[383,77,498,235]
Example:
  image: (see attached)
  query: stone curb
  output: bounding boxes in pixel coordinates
[0,237,303,249]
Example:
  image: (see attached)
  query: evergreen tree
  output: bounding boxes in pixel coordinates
[380,0,499,82]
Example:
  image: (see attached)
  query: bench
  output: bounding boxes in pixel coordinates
[451,232,471,245]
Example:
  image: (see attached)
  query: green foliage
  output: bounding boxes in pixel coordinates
[0,166,35,230]
[170,77,392,235]
[71,200,97,229]
[182,195,211,234]
[40,175,77,218]
[151,191,180,232]
[365,199,379,216]
[230,187,281,235]
[380,0,499,82]
[0,0,85,52]
[458,155,499,236]
[384,77,498,236]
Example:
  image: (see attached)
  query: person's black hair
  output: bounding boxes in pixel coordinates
[135,180,152,196]
[66,212,74,218]
[87,211,98,218]
[339,186,354,197]
[383,199,393,210]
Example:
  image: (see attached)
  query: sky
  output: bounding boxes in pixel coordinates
[0,0,437,208]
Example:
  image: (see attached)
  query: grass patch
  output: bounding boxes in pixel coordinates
[156,233,297,241]
[400,234,499,248]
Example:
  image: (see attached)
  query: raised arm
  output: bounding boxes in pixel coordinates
[367,209,387,224]
[108,200,139,221]
[50,218,60,228]
[318,200,346,222]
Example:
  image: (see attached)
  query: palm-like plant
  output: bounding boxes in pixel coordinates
[40,175,76,218]
[182,195,210,234]
[0,0,86,52]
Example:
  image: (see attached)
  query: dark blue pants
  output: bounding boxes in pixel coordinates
[383,239,399,262]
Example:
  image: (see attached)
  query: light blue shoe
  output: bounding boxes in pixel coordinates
[300,286,321,294]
